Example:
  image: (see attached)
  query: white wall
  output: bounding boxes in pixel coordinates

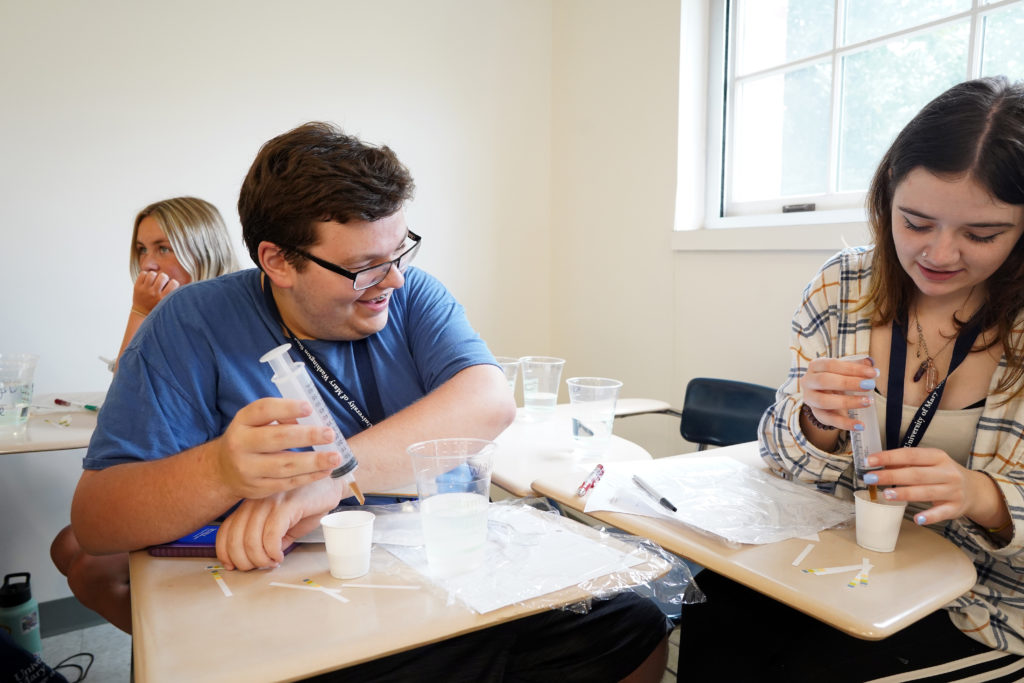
[1,0,853,605]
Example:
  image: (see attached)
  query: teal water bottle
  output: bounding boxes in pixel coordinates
[0,573,42,656]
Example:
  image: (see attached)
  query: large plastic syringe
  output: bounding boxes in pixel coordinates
[260,343,365,504]
[842,354,883,477]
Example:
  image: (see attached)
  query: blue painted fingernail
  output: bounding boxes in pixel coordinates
[854,423,864,431]
[863,473,878,484]
[860,379,876,390]
[916,515,927,525]
[883,488,896,500]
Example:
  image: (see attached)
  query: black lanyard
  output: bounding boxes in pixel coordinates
[261,279,384,430]
[886,316,981,448]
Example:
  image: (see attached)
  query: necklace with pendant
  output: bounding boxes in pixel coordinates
[912,313,957,393]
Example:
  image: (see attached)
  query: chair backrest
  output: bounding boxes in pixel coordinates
[679,377,777,450]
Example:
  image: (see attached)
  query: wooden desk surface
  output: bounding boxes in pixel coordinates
[531,442,978,640]
[130,522,668,682]
[492,405,652,497]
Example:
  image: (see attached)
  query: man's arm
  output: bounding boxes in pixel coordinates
[70,398,342,554]
[213,363,515,570]
[346,363,515,491]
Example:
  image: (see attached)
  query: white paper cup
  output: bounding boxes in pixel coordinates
[320,510,375,579]
[854,490,907,552]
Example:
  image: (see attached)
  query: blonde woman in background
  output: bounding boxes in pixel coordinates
[51,196,237,633]
[117,196,238,361]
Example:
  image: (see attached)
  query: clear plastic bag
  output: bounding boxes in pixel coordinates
[344,497,704,615]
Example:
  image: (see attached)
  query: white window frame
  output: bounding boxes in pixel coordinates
[675,0,1022,251]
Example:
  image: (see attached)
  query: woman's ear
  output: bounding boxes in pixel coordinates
[258,241,296,288]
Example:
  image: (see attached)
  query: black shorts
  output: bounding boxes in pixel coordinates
[308,592,670,683]
[678,570,1023,682]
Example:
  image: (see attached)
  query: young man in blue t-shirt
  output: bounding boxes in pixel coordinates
[61,123,670,681]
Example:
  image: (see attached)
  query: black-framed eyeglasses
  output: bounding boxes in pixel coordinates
[281,230,422,290]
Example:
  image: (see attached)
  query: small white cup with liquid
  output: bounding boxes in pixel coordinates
[854,490,907,552]
[320,510,375,579]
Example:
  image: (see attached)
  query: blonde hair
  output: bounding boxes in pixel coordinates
[130,197,239,281]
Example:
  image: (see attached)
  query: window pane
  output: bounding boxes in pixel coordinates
[736,0,834,75]
[843,0,970,45]
[731,61,832,202]
[980,4,1024,77]
[837,22,968,192]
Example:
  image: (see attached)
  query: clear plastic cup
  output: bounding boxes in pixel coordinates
[566,377,622,454]
[0,354,38,430]
[494,356,521,394]
[519,357,565,416]
[407,438,495,578]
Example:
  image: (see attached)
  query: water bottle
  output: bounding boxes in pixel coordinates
[0,573,42,656]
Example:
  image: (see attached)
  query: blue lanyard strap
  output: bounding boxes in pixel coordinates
[261,278,382,430]
[886,316,981,449]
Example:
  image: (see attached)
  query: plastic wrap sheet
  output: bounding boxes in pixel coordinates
[585,456,854,545]
[309,497,703,615]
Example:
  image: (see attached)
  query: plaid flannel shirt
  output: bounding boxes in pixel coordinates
[759,245,1024,654]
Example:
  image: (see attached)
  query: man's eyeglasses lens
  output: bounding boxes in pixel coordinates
[353,237,420,289]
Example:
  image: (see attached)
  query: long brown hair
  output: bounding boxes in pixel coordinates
[863,76,1024,398]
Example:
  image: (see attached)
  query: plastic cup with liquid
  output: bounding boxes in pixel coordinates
[566,377,622,454]
[0,354,38,432]
[408,438,495,578]
[494,356,521,394]
[519,356,565,417]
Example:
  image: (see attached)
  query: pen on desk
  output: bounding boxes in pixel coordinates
[632,474,677,512]
[54,398,99,412]
[576,464,605,497]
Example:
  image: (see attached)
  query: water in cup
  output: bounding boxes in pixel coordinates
[566,377,622,453]
[0,354,37,430]
[494,356,520,393]
[408,438,495,578]
[523,386,557,413]
[520,357,565,416]
[420,492,489,577]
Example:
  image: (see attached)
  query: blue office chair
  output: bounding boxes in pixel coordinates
[679,377,777,450]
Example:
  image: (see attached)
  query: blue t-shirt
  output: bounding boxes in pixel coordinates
[84,267,496,469]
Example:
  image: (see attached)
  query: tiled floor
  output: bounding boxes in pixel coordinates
[41,622,679,682]
[41,622,131,683]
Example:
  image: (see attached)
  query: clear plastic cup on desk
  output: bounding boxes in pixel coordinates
[519,356,565,417]
[566,377,622,454]
[408,438,495,578]
[0,354,38,433]
[494,356,521,395]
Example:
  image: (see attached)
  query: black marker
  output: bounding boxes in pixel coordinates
[632,475,677,513]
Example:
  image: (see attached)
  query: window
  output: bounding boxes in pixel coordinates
[702,0,1024,230]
